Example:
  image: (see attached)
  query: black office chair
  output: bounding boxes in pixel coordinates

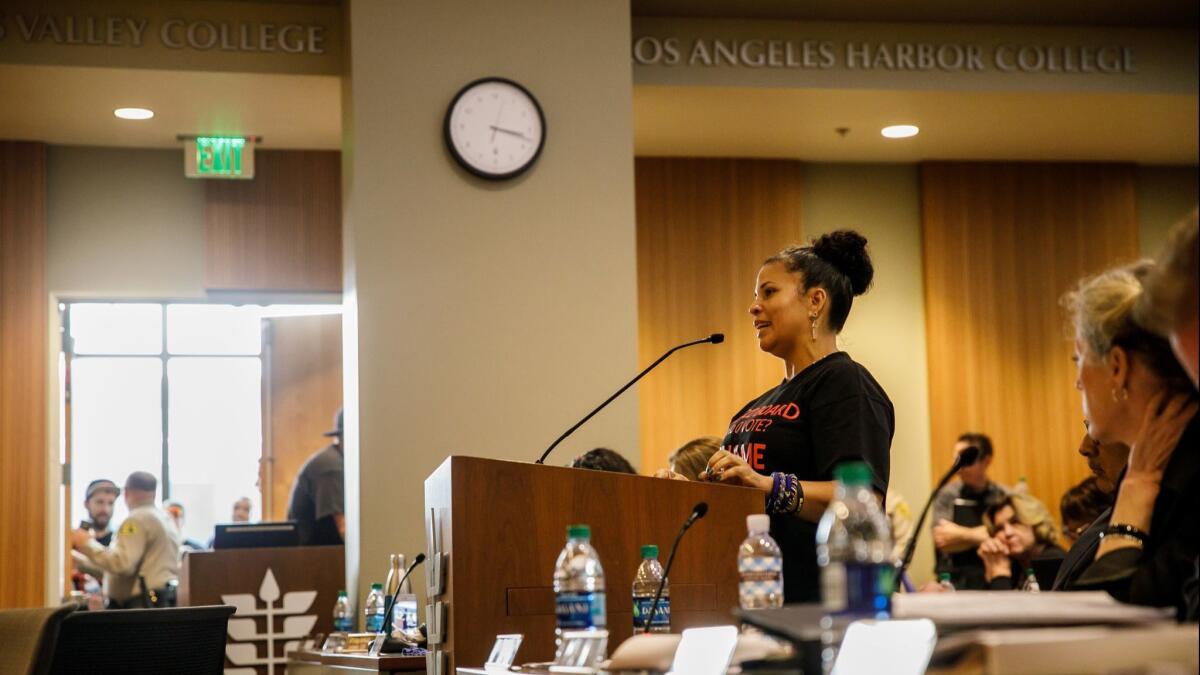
[47,605,236,675]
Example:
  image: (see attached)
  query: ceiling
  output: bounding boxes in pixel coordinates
[1,61,1197,164]
[634,86,1199,164]
[0,64,341,150]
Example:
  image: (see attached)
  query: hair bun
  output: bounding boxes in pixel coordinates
[812,230,874,296]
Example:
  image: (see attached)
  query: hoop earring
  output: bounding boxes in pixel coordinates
[809,312,819,341]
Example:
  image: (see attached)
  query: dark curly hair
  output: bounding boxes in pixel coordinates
[764,230,874,332]
[571,448,636,474]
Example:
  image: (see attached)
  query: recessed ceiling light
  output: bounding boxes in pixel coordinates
[114,107,154,120]
[881,124,919,139]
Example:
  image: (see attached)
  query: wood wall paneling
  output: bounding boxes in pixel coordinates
[0,141,48,608]
[205,150,342,292]
[262,314,343,521]
[921,162,1139,524]
[635,158,804,472]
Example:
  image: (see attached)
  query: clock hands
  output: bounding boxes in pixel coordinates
[489,125,534,143]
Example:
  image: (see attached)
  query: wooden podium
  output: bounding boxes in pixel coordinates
[424,456,765,671]
[179,545,345,674]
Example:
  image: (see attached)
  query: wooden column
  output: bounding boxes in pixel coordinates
[921,161,1139,518]
[635,158,803,472]
[0,141,48,608]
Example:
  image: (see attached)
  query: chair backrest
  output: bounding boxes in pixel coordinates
[48,605,236,675]
[0,604,75,675]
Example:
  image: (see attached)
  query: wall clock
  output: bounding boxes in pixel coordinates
[444,77,546,181]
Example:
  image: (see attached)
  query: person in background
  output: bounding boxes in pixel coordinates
[72,479,121,582]
[1137,209,1199,389]
[930,433,1009,589]
[1136,209,1199,621]
[1052,432,1130,590]
[287,407,346,546]
[164,501,207,551]
[571,447,637,474]
[71,471,181,608]
[694,231,894,604]
[1060,476,1113,547]
[232,496,253,523]
[977,493,1065,590]
[653,436,722,481]
[1063,261,1198,619]
[886,486,915,565]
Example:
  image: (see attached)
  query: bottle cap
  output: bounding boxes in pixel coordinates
[567,524,590,539]
[938,573,951,582]
[640,544,658,558]
[338,590,347,597]
[1025,568,1036,575]
[833,461,873,486]
[371,583,383,590]
[746,514,770,533]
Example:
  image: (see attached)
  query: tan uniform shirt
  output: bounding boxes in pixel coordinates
[81,503,181,602]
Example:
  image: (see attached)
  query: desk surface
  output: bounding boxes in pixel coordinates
[287,648,425,672]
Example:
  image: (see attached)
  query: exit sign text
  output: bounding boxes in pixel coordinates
[184,137,256,179]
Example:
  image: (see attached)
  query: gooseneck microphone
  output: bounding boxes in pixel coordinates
[895,445,980,587]
[378,553,426,639]
[643,502,708,632]
[536,334,724,465]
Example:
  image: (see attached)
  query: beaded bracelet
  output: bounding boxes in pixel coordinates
[765,472,804,515]
[1100,523,1149,545]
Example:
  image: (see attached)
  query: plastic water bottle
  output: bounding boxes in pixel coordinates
[816,462,894,619]
[632,544,669,634]
[553,524,606,652]
[738,514,784,609]
[938,572,956,592]
[1015,476,1030,495]
[1021,568,1041,593]
[364,583,386,632]
[332,590,354,632]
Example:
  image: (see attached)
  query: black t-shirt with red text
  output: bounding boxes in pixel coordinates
[722,351,894,603]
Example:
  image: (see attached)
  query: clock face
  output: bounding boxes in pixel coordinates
[444,78,546,180]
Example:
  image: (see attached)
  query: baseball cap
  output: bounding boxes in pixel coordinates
[323,407,344,437]
[85,479,121,500]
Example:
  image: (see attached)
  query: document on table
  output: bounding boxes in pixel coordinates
[892,590,1173,627]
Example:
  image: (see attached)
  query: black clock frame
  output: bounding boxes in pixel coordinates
[443,76,547,182]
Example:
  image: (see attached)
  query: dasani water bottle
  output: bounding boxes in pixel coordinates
[553,524,606,653]
[816,462,894,619]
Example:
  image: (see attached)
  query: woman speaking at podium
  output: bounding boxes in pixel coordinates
[702,230,894,603]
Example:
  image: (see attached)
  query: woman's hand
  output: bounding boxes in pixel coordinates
[703,450,772,492]
[653,468,689,481]
[977,535,1012,582]
[1126,391,1198,484]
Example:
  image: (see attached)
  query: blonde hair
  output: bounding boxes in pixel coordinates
[985,493,1059,547]
[668,436,721,481]
[1062,262,1150,359]
[1062,261,1194,392]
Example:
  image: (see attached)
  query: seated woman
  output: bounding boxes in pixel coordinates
[977,494,1065,590]
[1062,261,1199,618]
[1061,476,1113,548]
[663,436,721,481]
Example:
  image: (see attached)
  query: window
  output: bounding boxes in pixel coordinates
[66,302,341,545]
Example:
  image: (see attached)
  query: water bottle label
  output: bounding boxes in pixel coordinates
[738,556,783,606]
[824,562,894,617]
[632,597,670,629]
[555,591,606,629]
[333,617,353,632]
[365,613,385,632]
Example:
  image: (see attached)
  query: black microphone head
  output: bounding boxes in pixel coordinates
[693,502,708,519]
[957,445,981,468]
[709,333,725,344]
[413,553,426,565]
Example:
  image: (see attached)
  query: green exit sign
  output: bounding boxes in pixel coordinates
[184,137,256,179]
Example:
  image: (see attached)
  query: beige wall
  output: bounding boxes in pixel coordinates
[47,145,206,298]
[802,163,934,584]
[1137,165,1200,256]
[341,0,639,609]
